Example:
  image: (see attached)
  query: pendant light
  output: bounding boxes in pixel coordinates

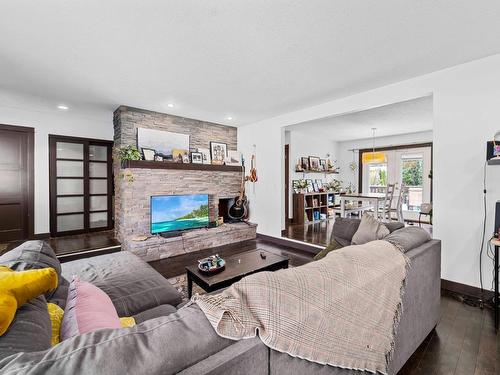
[362,128,387,164]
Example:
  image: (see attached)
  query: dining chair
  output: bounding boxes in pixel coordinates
[390,184,405,222]
[419,203,433,226]
[378,183,395,222]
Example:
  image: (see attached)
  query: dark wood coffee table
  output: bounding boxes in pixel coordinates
[185,249,289,298]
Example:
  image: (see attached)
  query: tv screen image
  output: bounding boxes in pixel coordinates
[150,194,209,234]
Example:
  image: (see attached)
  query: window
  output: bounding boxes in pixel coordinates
[360,144,432,222]
[368,163,387,193]
[401,156,423,211]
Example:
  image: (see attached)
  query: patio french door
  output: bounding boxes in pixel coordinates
[49,135,113,236]
[361,144,432,221]
[395,147,432,221]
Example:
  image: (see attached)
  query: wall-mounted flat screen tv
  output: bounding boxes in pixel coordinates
[150,194,209,234]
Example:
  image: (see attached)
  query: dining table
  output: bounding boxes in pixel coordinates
[339,192,386,218]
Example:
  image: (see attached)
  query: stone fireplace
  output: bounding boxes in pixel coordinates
[113,106,257,261]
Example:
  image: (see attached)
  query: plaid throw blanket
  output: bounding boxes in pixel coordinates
[195,240,409,374]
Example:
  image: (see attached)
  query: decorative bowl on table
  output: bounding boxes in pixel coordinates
[198,254,226,274]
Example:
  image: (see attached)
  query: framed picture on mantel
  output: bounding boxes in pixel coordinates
[137,128,189,159]
[210,142,227,165]
[191,152,203,164]
[142,148,155,161]
[197,148,211,164]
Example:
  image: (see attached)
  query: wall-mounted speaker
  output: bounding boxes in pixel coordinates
[487,141,500,165]
[495,201,500,236]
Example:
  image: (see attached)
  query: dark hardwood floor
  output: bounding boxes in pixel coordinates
[282,220,335,246]
[46,230,120,257]
[399,291,498,375]
[282,219,433,247]
[0,230,121,261]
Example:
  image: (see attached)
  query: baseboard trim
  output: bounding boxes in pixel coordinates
[257,233,323,254]
[441,278,494,300]
[57,245,121,263]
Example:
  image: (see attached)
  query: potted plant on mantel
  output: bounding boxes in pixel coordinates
[116,145,141,168]
[115,146,141,182]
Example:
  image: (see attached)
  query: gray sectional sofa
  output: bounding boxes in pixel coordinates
[0,221,440,375]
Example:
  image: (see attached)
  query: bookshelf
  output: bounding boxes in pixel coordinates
[292,192,336,224]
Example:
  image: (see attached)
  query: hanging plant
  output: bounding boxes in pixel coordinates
[345,182,356,194]
[120,170,135,183]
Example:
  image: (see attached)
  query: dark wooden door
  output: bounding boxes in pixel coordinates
[0,125,34,242]
[284,144,290,224]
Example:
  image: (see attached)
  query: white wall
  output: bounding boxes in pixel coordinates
[238,52,500,290]
[337,131,433,190]
[0,90,113,234]
[237,124,284,236]
[286,130,338,219]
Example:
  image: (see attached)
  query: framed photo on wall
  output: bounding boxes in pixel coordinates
[210,142,227,165]
[301,157,309,170]
[319,159,326,170]
[309,156,320,170]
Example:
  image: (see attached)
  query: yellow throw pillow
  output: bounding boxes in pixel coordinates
[47,305,135,346]
[47,303,64,346]
[119,316,136,328]
[0,266,58,336]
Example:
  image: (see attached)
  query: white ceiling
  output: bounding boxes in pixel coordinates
[1,1,500,126]
[286,96,433,142]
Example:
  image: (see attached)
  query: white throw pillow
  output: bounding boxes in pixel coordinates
[351,214,390,245]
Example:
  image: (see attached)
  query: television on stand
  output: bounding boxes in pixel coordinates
[150,194,209,237]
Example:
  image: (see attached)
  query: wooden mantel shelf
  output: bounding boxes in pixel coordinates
[122,160,243,172]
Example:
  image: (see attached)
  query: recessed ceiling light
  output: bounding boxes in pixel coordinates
[57,104,69,110]
[226,116,233,121]
[167,103,174,108]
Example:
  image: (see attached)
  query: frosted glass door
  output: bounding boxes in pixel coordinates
[50,136,112,236]
[55,140,85,233]
[89,144,109,229]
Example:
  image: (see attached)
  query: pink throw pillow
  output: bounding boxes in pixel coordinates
[60,276,121,341]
